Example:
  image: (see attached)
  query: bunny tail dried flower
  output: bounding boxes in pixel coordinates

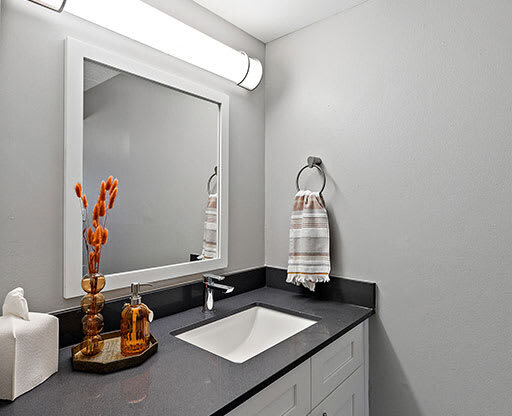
[93,203,99,222]
[110,179,118,195]
[105,176,113,191]
[75,183,82,198]
[75,177,118,274]
[99,201,106,217]
[95,226,103,244]
[99,181,107,201]
[108,187,118,209]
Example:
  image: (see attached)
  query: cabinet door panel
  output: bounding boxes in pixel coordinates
[310,366,364,416]
[227,360,311,416]
[311,325,363,408]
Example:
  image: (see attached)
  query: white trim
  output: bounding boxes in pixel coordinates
[63,37,229,299]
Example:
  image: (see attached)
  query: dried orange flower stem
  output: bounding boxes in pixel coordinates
[74,176,118,274]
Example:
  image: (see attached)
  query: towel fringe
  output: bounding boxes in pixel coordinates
[286,274,330,292]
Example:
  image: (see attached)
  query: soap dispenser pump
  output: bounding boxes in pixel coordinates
[120,282,153,356]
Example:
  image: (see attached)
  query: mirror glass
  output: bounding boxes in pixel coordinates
[82,59,219,276]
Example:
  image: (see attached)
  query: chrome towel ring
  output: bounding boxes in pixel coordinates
[296,156,326,194]
[207,166,217,195]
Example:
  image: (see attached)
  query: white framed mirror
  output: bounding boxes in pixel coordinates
[63,38,229,299]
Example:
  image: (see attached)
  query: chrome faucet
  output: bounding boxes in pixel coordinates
[202,273,234,312]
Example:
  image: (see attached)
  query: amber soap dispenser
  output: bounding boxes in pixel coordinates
[120,282,153,356]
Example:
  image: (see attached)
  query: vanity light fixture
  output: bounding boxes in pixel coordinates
[28,0,66,11]
[27,0,263,90]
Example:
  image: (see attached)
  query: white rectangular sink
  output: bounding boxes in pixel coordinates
[175,306,317,363]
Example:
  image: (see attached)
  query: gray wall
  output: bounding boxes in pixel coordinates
[265,0,512,415]
[84,70,217,274]
[0,0,265,311]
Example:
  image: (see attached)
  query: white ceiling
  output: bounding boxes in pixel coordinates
[192,0,368,43]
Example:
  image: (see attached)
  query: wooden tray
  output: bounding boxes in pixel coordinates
[72,331,158,374]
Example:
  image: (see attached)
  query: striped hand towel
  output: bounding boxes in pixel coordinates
[287,190,330,291]
[199,194,217,260]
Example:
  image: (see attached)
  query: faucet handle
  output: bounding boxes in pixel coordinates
[203,273,224,282]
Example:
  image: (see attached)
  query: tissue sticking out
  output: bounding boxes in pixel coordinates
[2,287,30,321]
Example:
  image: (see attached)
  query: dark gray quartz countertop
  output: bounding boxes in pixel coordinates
[0,287,373,416]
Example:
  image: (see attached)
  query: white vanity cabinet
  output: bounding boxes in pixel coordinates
[309,366,365,416]
[311,324,364,409]
[227,321,369,416]
[227,360,311,416]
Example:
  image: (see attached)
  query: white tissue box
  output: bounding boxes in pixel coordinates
[0,312,59,400]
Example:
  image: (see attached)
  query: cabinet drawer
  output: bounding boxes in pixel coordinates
[311,325,363,408]
[309,366,365,416]
[227,359,311,416]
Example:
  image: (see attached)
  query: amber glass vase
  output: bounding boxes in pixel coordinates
[80,273,106,356]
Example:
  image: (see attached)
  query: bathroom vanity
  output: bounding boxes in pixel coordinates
[0,278,374,416]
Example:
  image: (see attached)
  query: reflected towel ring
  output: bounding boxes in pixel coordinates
[296,156,326,194]
[207,166,217,195]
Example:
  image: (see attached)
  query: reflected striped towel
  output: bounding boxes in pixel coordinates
[199,194,217,260]
[287,190,330,291]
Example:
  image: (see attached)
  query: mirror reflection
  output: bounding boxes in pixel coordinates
[82,59,219,276]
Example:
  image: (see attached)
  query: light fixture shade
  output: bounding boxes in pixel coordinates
[238,56,263,91]
[61,0,263,90]
[28,0,66,11]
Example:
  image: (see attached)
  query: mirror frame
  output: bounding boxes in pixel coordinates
[63,37,229,298]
